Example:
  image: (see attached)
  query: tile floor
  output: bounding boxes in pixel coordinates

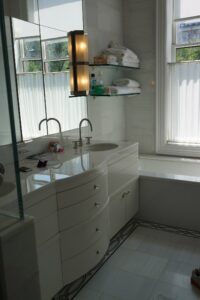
[74,227,200,300]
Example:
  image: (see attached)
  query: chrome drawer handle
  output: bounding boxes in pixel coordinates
[94,185,100,190]
[94,202,101,207]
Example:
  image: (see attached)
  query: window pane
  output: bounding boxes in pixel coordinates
[176,19,200,45]
[23,60,42,72]
[45,39,68,60]
[45,60,69,72]
[23,38,41,59]
[175,0,200,18]
[176,46,200,62]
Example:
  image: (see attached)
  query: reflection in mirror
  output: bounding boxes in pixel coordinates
[12,18,47,140]
[4,0,39,24]
[38,0,83,31]
[40,25,87,135]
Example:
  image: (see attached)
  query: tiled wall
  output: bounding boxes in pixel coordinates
[84,0,126,141]
[123,0,156,153]
[84,0,156,149]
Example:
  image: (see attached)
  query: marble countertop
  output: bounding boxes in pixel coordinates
[0,141,138,210]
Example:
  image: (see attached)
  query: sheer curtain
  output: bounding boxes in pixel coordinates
[17,73,47,140]
[168,62,200,144]
[17,72,87,140]
[44,72,87,134]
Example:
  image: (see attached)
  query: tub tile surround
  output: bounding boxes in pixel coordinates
[139,155,200,231]
[74,227,200,300]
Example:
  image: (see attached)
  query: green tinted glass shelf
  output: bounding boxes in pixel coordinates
[89,63,140,70]
[89,93,141,97]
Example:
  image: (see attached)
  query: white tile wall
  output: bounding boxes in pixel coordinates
[123,0,156,153]
[84,0,126,141]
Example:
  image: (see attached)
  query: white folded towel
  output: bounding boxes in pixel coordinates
[113,78,140,88]
[103,48,139,61]
[105,86,141,95]
[105,54,118,65]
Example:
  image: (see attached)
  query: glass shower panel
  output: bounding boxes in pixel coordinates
[0,12,24,230]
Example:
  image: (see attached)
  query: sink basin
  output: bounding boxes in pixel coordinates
[87,143,118,152]
[0,182,15,197]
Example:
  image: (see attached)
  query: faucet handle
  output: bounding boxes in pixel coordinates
[85,137,92,145]
[72,141,79,149]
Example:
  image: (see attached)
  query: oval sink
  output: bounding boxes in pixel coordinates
[88,143,118,152]
[0,182,15,197]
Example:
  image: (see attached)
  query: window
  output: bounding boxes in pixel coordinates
[157,0,200,157]
[15,36,69,74]
[42,37,69,73]
[15,37,42,73]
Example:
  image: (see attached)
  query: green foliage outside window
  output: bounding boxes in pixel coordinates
[176,46,200,62]
[46,40,68,60]
[24,61,42,72]
[47,60,69,72]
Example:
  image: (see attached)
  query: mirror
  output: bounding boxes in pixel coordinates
[9,0,87,144]
[40,25,87,135]
[12,18,47,140]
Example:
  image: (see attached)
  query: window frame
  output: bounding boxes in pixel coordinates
[156,0,200,157]
[42,36,70,74]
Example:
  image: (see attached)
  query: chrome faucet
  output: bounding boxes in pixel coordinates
[47,118,62,135]
[38,118,48,131]
[39,118,63,143]
[79,118,93,146]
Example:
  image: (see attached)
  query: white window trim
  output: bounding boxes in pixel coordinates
[156,0,200,158]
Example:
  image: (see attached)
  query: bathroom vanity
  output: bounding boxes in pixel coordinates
[14,141,139,300]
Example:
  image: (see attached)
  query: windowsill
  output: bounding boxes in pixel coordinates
[156,141,200,159]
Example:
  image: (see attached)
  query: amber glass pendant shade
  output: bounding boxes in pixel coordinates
[68,30,89,96]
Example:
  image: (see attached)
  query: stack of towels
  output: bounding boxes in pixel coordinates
[102,41,140,68]
[105,78,141,96]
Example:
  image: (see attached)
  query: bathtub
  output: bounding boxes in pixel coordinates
[138,155,200,231]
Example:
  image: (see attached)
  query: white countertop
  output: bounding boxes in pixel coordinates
[0,141,138,210]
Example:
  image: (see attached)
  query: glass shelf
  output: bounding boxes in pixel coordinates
[89,63,140,70]
[90,93,141,97]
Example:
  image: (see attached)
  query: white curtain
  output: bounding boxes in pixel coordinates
[17,73,47,140]
[44,72,87,134]
[169,62,200,144]
[17,72,87,140]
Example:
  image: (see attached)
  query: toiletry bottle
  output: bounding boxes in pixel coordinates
[90,73,96,95]
[94,71,105,95]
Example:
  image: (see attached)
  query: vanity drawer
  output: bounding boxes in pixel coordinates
[62,233,109,284]
[58,192,108,231]
[60,207,109,261]
[57,172,108,209]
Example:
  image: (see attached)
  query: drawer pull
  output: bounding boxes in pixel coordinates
[94,185,100,190]
[96,228,100,232]
[122,191,131,198]
[96,250,100,255]
[94,202,101,207]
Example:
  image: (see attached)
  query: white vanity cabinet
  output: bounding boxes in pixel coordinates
[108,144,139,237]
[24,187,62,300]
[56,166,110,285]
